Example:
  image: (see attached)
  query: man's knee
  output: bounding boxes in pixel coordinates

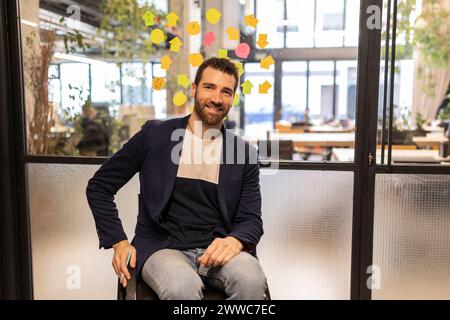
[222,253,268,299]
[158,275,204,300]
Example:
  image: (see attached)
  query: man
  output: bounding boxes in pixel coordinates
[86,57,267,300]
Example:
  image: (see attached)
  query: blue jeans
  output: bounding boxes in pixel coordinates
[141,248,268,300]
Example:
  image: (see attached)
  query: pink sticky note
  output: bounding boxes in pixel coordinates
[235,43,250,59]
[203,32,216,47]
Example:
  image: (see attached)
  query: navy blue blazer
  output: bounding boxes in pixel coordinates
[86,115,263,276]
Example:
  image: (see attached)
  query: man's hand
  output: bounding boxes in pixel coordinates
[198,236,244,267]
[112,240,136,288]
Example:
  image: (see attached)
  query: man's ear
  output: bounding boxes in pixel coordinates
[190,83,197,98]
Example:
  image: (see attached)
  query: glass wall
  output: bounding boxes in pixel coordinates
[373,174,450,299]
[20,0,361,162]
[375,0,450,165]
[27,164,353,299]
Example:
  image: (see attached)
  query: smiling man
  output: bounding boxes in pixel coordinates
[86,57,267,300]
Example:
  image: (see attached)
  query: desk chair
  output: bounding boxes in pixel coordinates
[117,267,271,300]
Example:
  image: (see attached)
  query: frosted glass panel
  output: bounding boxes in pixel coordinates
[27,164,353,299]
[27,163,139,300]
[373,174,450,300]
[258,170,353,299]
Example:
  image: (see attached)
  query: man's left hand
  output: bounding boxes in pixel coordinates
[198,236,244,267]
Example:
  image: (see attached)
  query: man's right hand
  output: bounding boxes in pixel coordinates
[112,240,136,288]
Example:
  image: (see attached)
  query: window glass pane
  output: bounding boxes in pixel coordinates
[286,0,315,48]
[91,62,121,106]
[151,63,167,119]
[244,62,275,138]
[282,62,307,122]
[60,63,90,116]
[344,0,360,47]
[121,63,149,106]
[336,60,357,120]
[308,61,335,120]
[315,0,345,47]
[256,0,285,48]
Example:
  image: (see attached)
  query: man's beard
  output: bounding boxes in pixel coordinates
[193,94,230,126]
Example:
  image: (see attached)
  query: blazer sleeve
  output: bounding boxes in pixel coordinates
[227,145,263,251]
[86,122,149,249]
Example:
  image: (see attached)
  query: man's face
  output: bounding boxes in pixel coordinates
[191,67,236,126]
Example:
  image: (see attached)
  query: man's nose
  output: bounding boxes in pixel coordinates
[210,90,222,104]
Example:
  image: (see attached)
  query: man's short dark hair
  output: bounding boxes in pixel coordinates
[194,57,239,93]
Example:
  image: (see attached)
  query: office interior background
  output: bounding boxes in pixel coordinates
[1,0,449,299]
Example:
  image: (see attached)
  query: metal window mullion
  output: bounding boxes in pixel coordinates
[387,0,398,167]
[381,0,392,164]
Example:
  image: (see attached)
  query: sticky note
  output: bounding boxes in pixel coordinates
[233,92,240,106]
[160,55,172,70]
[150,29,165,44]
[235,43,251,59]
[189,53,204,67]
[244,15,259,28]
[152,77,166,90]
[206,8,222,25]
[241,80,253,95]
[256,34,269,48]
[142,10,155,27]
[203,32,216,47]
[166,12,179,27]
[187,21,201,35]
[259,81,272,94]
[260,55,275,69]
[173,91,188,107]
[218,49,229,59]
[169,37,183,52]
[178,74,191,88]
[226,26,240,40]
[234,62,244,77]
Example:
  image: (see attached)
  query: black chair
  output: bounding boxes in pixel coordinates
[117,267,271,300]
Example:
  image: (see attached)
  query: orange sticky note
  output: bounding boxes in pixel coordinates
[189,53,204,67]
[187,21,201,35]
[152,77,166,90]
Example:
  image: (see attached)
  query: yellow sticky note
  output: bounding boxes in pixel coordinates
[189,53,204,67]
[206,8,222,25]
[241,80,253,95]
[169,37,183,52]
[178,74,191,88]
[142,10,155,27]
[173,91,188,107]
[150,29,165,44]
[187,21,201,35]
[226,26,240,40]
[160,55,172,70]
[234,62,244,77]
[218,49,229,59]
[233,92,240,106]
[152,77,166,90]
[166,12,179,27]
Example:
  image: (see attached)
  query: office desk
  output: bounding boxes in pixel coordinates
[332,148,449,164]
[412,135,448,150]
[272,132,355,148]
